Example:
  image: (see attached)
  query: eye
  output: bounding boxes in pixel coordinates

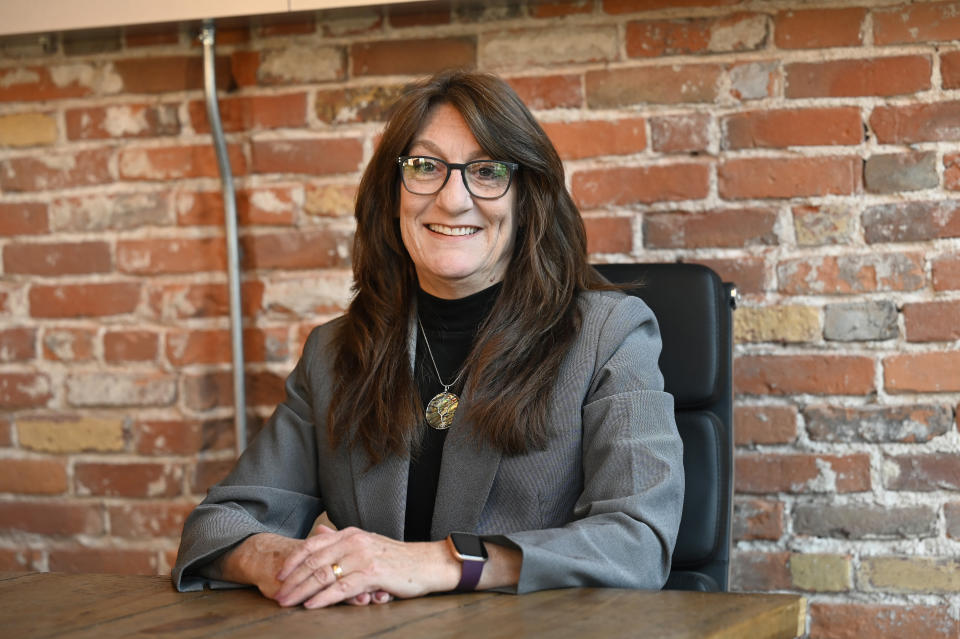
[410,157,441,176]
[470,161,508,181]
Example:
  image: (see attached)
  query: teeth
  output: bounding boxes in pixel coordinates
[427,224,479,236]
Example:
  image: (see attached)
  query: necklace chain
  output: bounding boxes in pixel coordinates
[417,316,465,391]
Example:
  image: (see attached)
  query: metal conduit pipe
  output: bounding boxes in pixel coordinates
[200,20,247,457]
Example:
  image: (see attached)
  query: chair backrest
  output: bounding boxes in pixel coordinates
[594,263,735,592]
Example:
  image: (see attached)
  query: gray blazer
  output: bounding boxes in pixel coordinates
[173,289,683,594]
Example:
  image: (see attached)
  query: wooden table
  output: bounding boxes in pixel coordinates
[0,571,805,639]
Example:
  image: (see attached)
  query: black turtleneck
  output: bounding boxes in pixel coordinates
[404,282,502,542]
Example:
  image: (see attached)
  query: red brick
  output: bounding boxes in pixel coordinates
[244,326,291,363]
[0,417,11,446]
[734,404,797,446]
[75,462,182,498]
[903,301,960,342]
[0,327,35,362]
[947,153,960,191]
[241,229,352,270]
[146,280,264,320]
[584,217,633,254]
[251,138,362,176]
[388,1,451,27]
[165,328,231,366]
[885,454,960,491]
[774,8,866,49]
[0,501,103,535]
[0,148,113,192]
[29,282,142,318]
[736,354,875,396]
[731,550,791,592]
[736,452,871,493]
[117,237,226,275]
[542,118,646,160]
[884,351,960,393]
[182,370,285,412]
[810,602,959,639]
[65,103,180,140]
[0,458,66,494]
[644,208,777,249]
[870,101,960,144]
[719,156,860,199]
[134,418,233,455]
[0,66,92,102]
[933,255,960,291]
[778,253,925,295]
[943,51,960,89]
[722,107,862,149]
[192,459,235,493]
[42,327,96,362]
[626,13,767,58]
[572,163,709,208]
[649,113,710,153]
[0,202,48,235]
[315,84,408,124]
[230,50,260,88]
[49,192,171,232]
[733,498,783,541]
[531,1,593,18]
[103,330,158,362]
[352,37,475,76]
[48,548,159,575]
[874,1,960,45]
[0,548,39,571]
[108,502,194,538]
[506,74,583,110]
[604,0,741,12]
[689,256,766,296]
[587,64,722,107]
[256,12,316,37]
[175,187,297,227]
[4,241,111,276]
[124,22,180,47]
[113,55,231,94]
[785,56,931,98]
[189,93,307,133]
[118,143,245,181]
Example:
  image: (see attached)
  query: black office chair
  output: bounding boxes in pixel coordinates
[595,263,736,592]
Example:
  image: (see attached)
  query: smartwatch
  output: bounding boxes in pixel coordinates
[446,532,488,591]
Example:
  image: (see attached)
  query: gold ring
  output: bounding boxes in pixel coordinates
[331,563,343,580]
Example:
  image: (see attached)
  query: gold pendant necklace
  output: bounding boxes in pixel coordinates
[417,317,464,430]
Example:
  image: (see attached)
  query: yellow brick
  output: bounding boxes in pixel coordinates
[789,553,851,592]
[18,417,125,453]
[735,305,820,343]
[0,113,57,147]
[861,557,960,593]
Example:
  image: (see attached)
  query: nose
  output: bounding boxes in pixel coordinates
[435,167,473,214]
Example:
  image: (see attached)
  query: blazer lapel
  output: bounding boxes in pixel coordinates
[350,444,407,539]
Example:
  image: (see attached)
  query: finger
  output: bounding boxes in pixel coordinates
[275,558,340,606]
[308,523,335,538]
[373,590,393,604]
[304,573,368,610]
[346,592,372,606]
[277,535,335,581]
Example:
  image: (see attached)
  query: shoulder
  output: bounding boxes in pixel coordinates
[577,288,658,338]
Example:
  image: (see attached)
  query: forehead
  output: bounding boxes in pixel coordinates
[409,103,484,157]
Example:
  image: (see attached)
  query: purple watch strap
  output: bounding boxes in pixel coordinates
[456,557,484,591]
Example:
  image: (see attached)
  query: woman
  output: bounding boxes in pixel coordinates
[173,69,683,608]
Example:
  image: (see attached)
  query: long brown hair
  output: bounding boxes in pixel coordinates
[328,69,604,464]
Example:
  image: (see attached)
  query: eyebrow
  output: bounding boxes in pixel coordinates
[408,138,490,161]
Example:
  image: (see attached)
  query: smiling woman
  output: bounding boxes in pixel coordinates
[172,69,683,609]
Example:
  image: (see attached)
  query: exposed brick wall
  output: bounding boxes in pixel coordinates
[0,0,958,634]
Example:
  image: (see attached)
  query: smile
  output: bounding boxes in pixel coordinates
[426,224,480,236]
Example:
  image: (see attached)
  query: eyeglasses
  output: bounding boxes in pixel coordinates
[397,155,518,200]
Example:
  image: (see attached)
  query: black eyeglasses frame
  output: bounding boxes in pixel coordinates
[397,155,519,200]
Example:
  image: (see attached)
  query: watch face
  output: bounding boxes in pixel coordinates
[450,532,488,561]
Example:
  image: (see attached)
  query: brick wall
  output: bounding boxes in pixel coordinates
[0,0,958,635]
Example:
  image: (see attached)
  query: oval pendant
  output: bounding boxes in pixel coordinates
[425,391,459,430]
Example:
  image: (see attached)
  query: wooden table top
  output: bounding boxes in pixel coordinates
[0,571,806,639]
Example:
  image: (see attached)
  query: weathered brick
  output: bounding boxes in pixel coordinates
[62,27,122,55]
[0,372,52,408]
[255,11,316,37]
[626,13,767,59]
[884,352,960,393]
[810,602,959,639]
[870,101,960,144]
[884,454,960,491]
[734,404,797,446]
[4,240,111,275]
[352,38,474,76]
[733,498,783,541]
[874,1,960,45]
[863,200,960,243]
[50,192,172,231]
[190,93,307,132]
[793,503,937,540]
[644,208,777,249]
[75,461,182,497]
[41,327,96,362]
[790,554,851,592]
[134,418,233,455]
[823,301,898,342]
[584,216,632,254]
[241,229,353,271]
[18,416,125,453]
[506,74,583,110]
[649,113,710,153]
[103,330,159,363]
[777,253,925,295]
[48,548,159,575]
[65,103,179,140]
[29,282,141,318]
[0,112,57,147]
[146,280,264,321]
[932,254,960,291]
[0,458,67,494]
[604,0,743,14]
[251,138,362,176]
[722,107,862,149]
[943,51,960,89]
[118,143,245,180]
[730,550,791,592]
[572,163,709,208]
[947,153,960,191]
[530,0,593,18]
[123,22,180,47]
[117,237,226,275]
[736,354,875,396]
[728,59,781,101]
[586,64,722,107]
[0,418,11,446]
[737,453,871,494]
[182,370,285,412]
[113,55,230,93]
[774,8,866,49]
[259,274,352,317]
[304,184,357,219]
[108,502,195,538]
[388,0,450,27]
[785,56,931,98]
[319,6,383,37]
[861,557,960,594]
[947,502,960,539]
[807,404,951,444]
[0,501,103,535]
[192,459,235,493]
[864,152,938,193]
[0,147,113,192]
[689,256,766,295]
[0,327,36,362]
[166,328,282,366]
[542,118,646,160]
[0,549,36,571]
[175,187,298,227]
[0,201,48,236]
[483,26,617,70]
[65,372,176,407]
[315,85,405,124]
[793,204,854,246]
[457,1,523,23]
[904,300,960,342]
[734,305,819,343]
[0,65,96,102]
[718,156,860,199]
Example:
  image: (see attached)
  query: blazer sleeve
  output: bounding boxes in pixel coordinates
[171,329,327,592]
[485,294,684,593]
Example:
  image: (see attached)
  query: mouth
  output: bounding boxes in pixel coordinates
[426,223,480,237]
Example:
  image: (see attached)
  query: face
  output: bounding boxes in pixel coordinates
[399,103,517,300]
